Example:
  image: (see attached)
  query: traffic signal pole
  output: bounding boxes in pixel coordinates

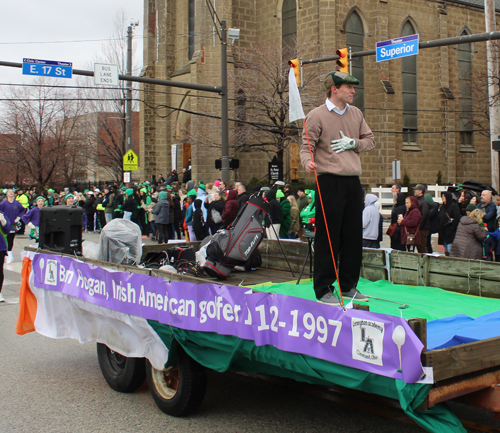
[303,31,500,65]
[220,20,230,184]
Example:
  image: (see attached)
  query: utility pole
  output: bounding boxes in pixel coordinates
[485,0,500,191]
[126,21,138,154]
[220,20,229,184]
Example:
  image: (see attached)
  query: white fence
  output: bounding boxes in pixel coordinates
[371,185,450,217]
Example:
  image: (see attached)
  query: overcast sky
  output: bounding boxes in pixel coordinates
[0,0,143,85]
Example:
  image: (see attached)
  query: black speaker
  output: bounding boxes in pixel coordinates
[39,206,83,256]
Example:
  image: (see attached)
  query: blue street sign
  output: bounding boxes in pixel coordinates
[22,58,73,79]
[376,34,419,62]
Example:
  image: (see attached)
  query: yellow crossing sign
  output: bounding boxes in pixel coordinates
[123,150,139,171]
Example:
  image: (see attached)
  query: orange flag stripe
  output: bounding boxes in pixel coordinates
[15,257,37,335]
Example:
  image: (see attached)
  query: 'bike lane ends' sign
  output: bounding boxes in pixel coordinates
[22,58,73,79]
[376,34,419,62]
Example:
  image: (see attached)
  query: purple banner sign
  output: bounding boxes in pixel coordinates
[33,254,424,383]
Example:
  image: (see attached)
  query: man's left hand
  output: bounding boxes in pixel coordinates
[330,131,355,154]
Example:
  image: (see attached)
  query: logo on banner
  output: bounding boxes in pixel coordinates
[351,318,384,366]
[44,259,58,286]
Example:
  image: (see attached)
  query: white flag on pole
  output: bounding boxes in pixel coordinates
[288,68,305,123]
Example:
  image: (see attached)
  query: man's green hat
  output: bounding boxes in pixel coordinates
[324,71,359,89]
[187,189,197,197]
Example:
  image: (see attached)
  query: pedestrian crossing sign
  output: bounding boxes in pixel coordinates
[123,150,139,171]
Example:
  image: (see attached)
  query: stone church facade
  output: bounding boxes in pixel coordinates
[140,0,498,189]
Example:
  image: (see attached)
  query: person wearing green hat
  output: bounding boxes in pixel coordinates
[122,188,136,220]
[300,70,376,306]
[47,189,55,206]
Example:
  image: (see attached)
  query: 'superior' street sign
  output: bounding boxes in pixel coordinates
[376,34,419,62]
[22,58,73,79]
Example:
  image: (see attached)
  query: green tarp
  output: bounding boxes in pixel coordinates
[147,275,482,432]
[252,277,500,321]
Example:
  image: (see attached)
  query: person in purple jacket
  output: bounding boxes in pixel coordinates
[0,211,12,302]
[21,196,45,240]
[0,189,26,263]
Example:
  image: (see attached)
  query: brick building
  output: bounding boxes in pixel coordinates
[140,0,499,189]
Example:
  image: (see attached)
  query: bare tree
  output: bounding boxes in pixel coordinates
[180,40,323,165]
[0,81,87,189]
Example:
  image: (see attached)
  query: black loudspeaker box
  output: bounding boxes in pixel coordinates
[39,206,83,256]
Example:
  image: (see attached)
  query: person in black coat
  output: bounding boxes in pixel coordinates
[438,191,461,255]
[172,193,182,239]
[265,189,281,240]
[83,192,96,232]
[192,199,206,241]
[389,192,406,251]
[207,192,225,235]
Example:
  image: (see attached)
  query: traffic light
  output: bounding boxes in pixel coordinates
[288,58,300,87]
[336,48,349,73]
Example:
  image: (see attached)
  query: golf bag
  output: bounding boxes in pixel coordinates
[202,194,270,279]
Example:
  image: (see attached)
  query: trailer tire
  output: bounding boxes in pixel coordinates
[146,349,207,417]
[96,343,146,393]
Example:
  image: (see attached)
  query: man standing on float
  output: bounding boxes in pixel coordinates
[300,71,376,305]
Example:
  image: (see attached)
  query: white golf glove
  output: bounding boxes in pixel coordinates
[0,213,6,226]
[330,131,356,154]
[27,222,36,230]
[14,217,20,223]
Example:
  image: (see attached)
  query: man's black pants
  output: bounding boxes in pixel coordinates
[314,174,363,300]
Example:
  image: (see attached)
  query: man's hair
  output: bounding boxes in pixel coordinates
[238,184,246,192]
[326,84,341,99]
[392,183,401,190]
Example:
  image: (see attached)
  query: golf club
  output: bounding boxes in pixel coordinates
[364,295,409,309]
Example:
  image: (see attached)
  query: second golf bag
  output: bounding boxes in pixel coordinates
[203,194,270,279]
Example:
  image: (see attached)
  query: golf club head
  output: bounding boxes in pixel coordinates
[274,181,285,187]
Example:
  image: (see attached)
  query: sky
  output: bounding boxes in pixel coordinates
[0,0,144,86]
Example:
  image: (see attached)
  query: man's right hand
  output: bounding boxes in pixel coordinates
[306,161,317,174]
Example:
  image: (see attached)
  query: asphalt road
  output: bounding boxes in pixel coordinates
[0,232,494,433]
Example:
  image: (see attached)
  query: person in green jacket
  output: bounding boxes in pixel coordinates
[103,187,115,224]
[277,189,291,238]
[300,190,316,230]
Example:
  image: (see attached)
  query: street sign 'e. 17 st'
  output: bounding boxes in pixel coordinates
[22,58,73,79]
[376,34,419,62]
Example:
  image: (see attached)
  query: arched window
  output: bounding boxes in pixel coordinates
[345,11,364,110]
[282,0,297,50]
[458,32,473,148]
[401,21,418,145]
[188,0,195,60]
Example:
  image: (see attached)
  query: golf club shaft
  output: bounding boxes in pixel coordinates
[365,295,408,307]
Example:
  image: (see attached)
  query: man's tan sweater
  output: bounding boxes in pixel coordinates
[300,104,376,176]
